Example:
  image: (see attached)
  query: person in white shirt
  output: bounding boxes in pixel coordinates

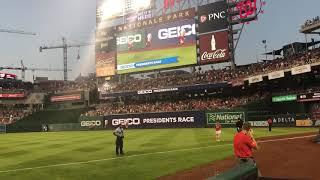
[113,124,125,155]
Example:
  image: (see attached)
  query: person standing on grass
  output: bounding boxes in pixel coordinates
[113,122,128,156]
[233,122,260,175]
[215,122,222,142]
[267,117,273,132]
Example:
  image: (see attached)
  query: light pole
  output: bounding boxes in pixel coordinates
[262,40,267,61]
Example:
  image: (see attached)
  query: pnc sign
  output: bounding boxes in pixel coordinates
[198,1,229,34]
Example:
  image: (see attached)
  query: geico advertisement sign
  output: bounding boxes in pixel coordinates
[137,90,153,95]
[107,116,196,126]
[116,19,196,52]
[158,23,196,40]
[116,30,146,52]
[81,121,102,127]
[111,118,141,126]
[117,34,142,45]
[144,18,196,48]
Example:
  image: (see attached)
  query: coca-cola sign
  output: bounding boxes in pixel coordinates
[199,31,230,64]
[201,49,227,61]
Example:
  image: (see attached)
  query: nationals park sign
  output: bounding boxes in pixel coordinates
[207,112,245,125]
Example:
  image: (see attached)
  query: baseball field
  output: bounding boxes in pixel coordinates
[117,45,196,74]
[0,128,317,180]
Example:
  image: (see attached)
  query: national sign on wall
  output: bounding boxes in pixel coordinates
[199,30,230,64]
[198,1,228,34]
[207,112,245,126]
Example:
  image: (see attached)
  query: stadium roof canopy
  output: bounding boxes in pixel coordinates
[264,41,320,55]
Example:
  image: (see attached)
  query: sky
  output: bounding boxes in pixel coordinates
[0,0,319,81]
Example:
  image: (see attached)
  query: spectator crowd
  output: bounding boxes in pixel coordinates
[104,48,320,93]
[302,16,320,28]
[0,109,31,125]
[83,93,265,116]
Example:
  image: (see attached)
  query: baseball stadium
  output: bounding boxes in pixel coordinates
[1,0,320,180]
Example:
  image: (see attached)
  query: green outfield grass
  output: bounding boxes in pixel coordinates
[117,45,196,74]
[0,128,317,180]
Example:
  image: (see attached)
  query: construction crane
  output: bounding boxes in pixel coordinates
[40,37,93,81]
[0,28,36,35]
[0,60,71,81]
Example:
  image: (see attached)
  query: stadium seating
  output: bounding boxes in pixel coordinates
[302,16,320,28]
[103,48,320,93]
[0,109,31,125]
[83,92,266,116]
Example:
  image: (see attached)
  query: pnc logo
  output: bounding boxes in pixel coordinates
[200,15,207,23]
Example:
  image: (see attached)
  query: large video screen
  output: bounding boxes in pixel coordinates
[116,9,196,74]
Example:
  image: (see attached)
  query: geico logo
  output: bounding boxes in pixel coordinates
[81,121,101,127]
[112,118,141,126]
[208,11,226,21]
[117,34,142,45]
[158,24,196,40]
[137,90,153,94]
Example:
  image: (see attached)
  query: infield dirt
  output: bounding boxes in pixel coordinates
[159,132,319,180]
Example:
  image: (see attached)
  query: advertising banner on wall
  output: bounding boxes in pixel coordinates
[272,95,297,103]
[229,79,244,87]
[268,70,285,80]
[296,119,314,127]
[96,51,116,77]
[96,27,116,53]
[95,27,116,76]
[103,111,205,129]
[116,8,195,32]
[297,92,320,102]
[248,75,263,84]
[50,94,82,102]
[199,30,230,64]
[198,1,228,34]
[116,17,197,74]
[291,64,311,75]
[137,88,179,95]
[207,112,245,126]
[272,115,296,127]
[0,72,17,79]
[0,93,25,98]
[249,121,268,127]
[125,9,153,23]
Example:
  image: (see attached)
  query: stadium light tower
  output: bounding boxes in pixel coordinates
[262,40,267,60]
[133,0,152,10]
[99,0,125,20]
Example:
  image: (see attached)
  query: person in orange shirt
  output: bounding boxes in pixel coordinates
[215,122,222,142]
[234,122,258,161]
